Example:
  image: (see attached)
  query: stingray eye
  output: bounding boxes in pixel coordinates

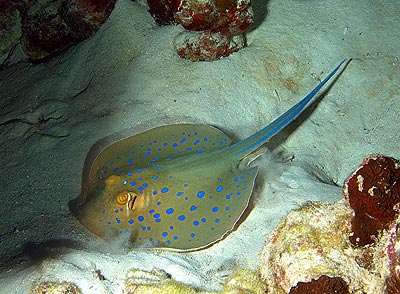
[116,192,129,205]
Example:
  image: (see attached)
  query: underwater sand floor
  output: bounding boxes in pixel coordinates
[0,0,399,292]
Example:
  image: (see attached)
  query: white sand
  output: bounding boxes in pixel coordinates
[0,0,399,293]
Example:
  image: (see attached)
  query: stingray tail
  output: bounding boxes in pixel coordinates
[228,59,349,159]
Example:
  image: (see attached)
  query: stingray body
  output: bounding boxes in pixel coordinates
[76,60,347,251]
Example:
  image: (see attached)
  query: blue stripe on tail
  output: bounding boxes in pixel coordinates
[232,59,348,156]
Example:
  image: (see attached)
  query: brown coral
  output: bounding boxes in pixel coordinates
[343,154,400,247]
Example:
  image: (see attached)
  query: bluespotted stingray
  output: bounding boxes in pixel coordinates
[75,60,348,251]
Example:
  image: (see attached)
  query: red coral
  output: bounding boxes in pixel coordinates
[289,275,349,294]
[147,0,178,25]
[147,0,253,60]
[21,0,115,60]
[343,155,400,246]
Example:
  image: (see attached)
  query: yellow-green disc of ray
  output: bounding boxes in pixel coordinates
[84,124,232,203]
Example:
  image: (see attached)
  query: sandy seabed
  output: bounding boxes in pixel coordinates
[0,0,399,293]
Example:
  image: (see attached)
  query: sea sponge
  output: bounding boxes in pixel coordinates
[343,154,400,246]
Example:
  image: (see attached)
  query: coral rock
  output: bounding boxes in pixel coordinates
[343,154,400,247]
[147,0,253,60]
[30,281,81,294]
[0,1,22,66]
[147,0,178,25]
[258,201,390,293]
[173,31,245,61]
[289,275,349,294]
[21,0,115,60]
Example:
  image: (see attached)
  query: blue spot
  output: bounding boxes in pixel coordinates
[180,138,186,143]
[191,233,196,238]
[114,209,119,214]
[116,218,121,224]
[128,158,134,162]
[225,206,231,211]
[234,177,239,182]
[152,191,158,195]
[194,139,200,145]
[142,226,146,231]
[154,213,160,218]
[107,221,111,225]
[142,183,148,188]
[190,205,197,211]
[201,218,207,223]
[127,172,133,176]
[178,215,186,221]
[161,187,169,193]
[184,184,189,187]
[138,177,143,181]
[215,218,220,223]
[113,168,118,172]
[152,175,158,180]
[144,151,150,158]
[176,192,184,196]
[156,166,162,171]
[196,150,203,153]
[172,143,178,148]
[120,208,123,212]
[156,219,161,223]
[138,186,144,191]
[216,185,224,192]
[169,225,174,230]
[149,209,155,214]
[209,195,213,200]
[130,182,136,186]
[147,227,151,231]
[212,206,219,213]
[128,219,134,224]
[237,191,241,196]
[167,240,171,245]
[193,220,199,226]
[173,236,178,240]
[125,229,129,234]
[197,191,205,198]
[138,216,144,222]
[136,169,142,173]
[211,227,215,231]
[102,210,105,214]
[186,147,193,151]
[204,138,208,141]
[162,232,168,237]
[157,201,161,206]
[166,208,174,215]
[163,142,168,146]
